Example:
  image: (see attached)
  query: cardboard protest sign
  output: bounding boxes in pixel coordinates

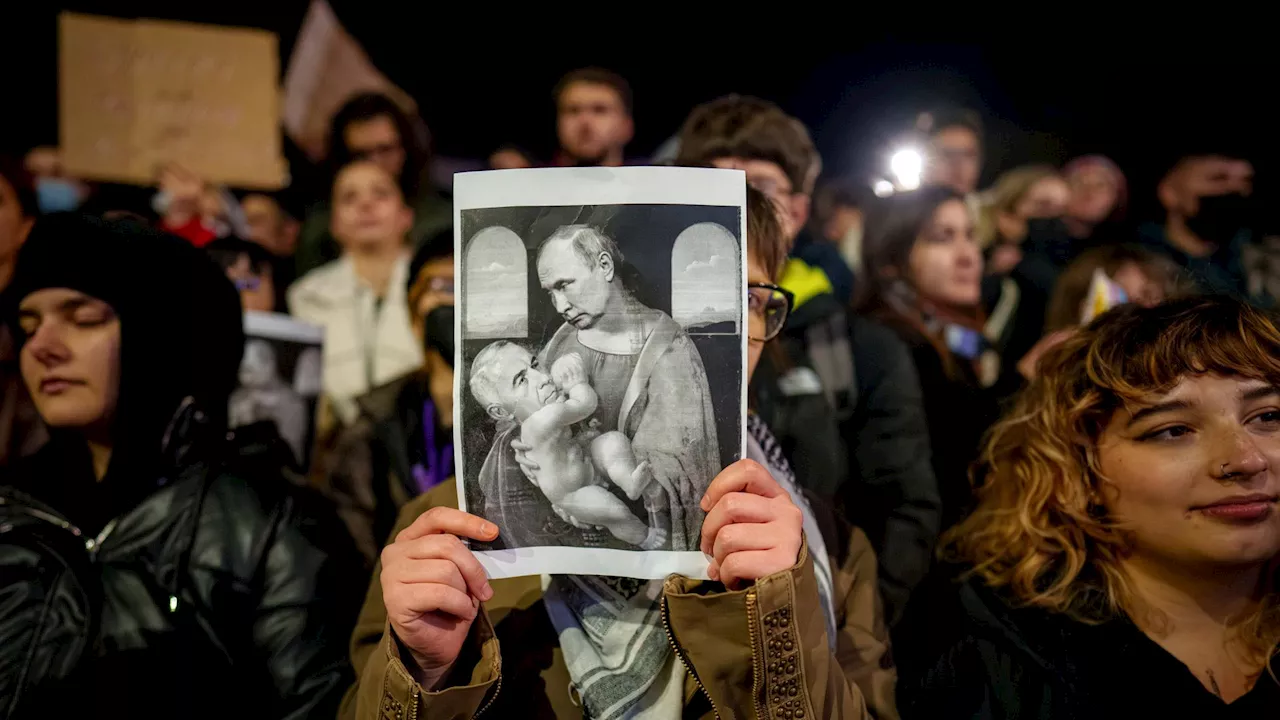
[59,12,286,190]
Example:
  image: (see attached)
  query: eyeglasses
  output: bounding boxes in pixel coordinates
[351,142,403,162]
[233,277,262,292]
[747,283,793,342]
[427,277,455,295]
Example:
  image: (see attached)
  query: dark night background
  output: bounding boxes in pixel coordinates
[4,5,1276,225]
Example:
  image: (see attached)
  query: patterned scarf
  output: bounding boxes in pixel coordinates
[543,415,837,719]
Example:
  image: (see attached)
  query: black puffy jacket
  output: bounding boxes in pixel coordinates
[0,409,363,719]
[0,215,362,718]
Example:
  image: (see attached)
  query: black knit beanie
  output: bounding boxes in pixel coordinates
[5,213,244,475]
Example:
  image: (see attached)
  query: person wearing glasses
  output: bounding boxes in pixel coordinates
[294,93,452,278]
[677,96,940,630]
[338,186,896,720]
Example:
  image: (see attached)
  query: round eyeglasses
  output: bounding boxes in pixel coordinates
[747,283,794,342]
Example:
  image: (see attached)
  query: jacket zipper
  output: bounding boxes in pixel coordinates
[473,671,501,718]
[0,497,119,558]
[744,589,769,719]
[661,594,721,720]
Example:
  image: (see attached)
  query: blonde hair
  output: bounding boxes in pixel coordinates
[946,295,1280,666]
[976,164,1061,248]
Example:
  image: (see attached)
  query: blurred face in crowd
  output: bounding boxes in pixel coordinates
[997,175,1071,244]
[224,253,276,313]
[1096,374,1280,572]
[331,161,413,253]
[537,235,616,330]
[0,174,35,289]
[908,198,982,308]
[1111,262,1166,308]
[557,82,633,165]
[489,148,534,170]
[711,157,808,245]
[242,194,298,257]
[26,147,88,214]
[344,114,406,180]
[17,289,122,434]
[1160,155,1255,218]
[823,204,862,245]
[413,256,455,327]
[927,126,982,196]
[1067,165,1122,226]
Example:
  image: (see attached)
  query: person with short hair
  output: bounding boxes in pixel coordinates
[921,107,985,198]
[904,295,1280,717]
[679,96,940,627]
[553,67,635,167]
[295,92,453,277]
[0,213,362,718]
[1135,150,1258,300]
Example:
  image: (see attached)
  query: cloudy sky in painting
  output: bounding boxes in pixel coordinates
[464,226,528,339]
[670,222,740,332]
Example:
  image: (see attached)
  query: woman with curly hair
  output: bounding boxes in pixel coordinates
[903,295,1279,718]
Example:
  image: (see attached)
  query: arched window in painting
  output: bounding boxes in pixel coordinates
[670,222,741,335]
[464,226,529,339]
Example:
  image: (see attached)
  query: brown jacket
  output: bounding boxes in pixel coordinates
[340,479,897,719]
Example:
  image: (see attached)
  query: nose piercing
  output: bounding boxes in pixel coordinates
[1221,462,1239,479]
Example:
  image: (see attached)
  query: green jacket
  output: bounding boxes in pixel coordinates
[340,479,897,719]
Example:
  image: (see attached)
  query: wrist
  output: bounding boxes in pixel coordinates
[408,652,454,691]
[392,630,455,691]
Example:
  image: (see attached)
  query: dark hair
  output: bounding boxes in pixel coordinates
[487,144,538,168]
[810,178,870,236]
[554,68,633,115]
[407,225,454,300]
[922,106,984,147]
[0,155,38,219]
[1044,245,1186,333]
[326,92,429,198]
[747,185,787,282]
[857,185,967,311]
[206,236,275,276]
[676,95,821,195]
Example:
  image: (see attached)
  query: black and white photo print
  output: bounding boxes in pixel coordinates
[229,311,324,469]
[454,167,747,579]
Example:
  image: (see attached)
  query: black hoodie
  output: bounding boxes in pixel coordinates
[0,214,361,719]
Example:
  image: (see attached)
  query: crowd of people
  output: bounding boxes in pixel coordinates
[1,64,1277,719]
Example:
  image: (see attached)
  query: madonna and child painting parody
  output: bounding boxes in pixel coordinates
[454,167,747,579]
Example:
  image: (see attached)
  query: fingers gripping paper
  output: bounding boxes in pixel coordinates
[59,12,286,189]
[454,167,749,580]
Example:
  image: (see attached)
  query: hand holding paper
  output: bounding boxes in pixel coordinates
[380,507,498,689]
[699,459,804,590]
